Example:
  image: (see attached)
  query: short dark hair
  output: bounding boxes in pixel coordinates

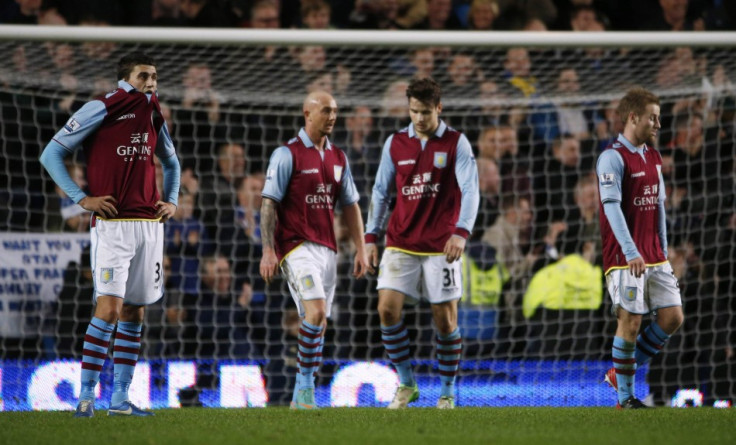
[617,87,659,125]
[406,77,442,106]
[117,52,156,80]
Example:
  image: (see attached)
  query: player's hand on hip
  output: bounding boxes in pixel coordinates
[353,249,372,278]
[444,235,466,263]
[366,243,379,271]
[628,257,646,278]
[79,195,118,218]
[155,201,177,222]
[260,248,279,285]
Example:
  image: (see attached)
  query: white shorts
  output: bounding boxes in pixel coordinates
[91,218,164,305]
[280,242,337,318]
[606,261,682,315]
[377,248,463,305]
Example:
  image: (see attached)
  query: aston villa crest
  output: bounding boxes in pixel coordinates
[100,268,114,284]
[334,165,343,182]
[434,152,447,168]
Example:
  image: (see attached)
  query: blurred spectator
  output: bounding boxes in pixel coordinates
[595,98,623,150]
[181,62,222,125]
[305,69,334,94]
[530,67,593,143]
[559,173,602,264]
[174,256,258,390]
[200,143,247,246]
[533,134,582,231]
[502,47,538,98]
[481,195,535,354]
[655,47,704,90]
[460,236,508,357]
[241,0,291,89]
[174,62,224,175]
[180,0,237,27]
[639,0,699,31]
[522,16,547,30]
[332,105,381,203]
[522,249,603,359]
[390,47,436,80]
[467,0,499,30]
[466,80,526,136]
[569,4,605,31]
[165,190,210,296]
[236,173,265,245]
[37,4,66,25]
[413,0,463,29]
[2,0,41,24]
[442,53,482,98]
[666,111,732,249]
[150,0,186,26]
[493,0,557,29]
[78,17,120,62]
[476,125,530,198]
[249,0,281,28]
[473,156,501,239]
[54,245,94,358]
[349,0,404,29]
[302,0,333,29]
[379,79,410,120]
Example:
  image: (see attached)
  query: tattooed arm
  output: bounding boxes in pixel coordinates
[259,197,279,284]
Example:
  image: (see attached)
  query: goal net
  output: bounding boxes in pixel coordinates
[0,27,734,410]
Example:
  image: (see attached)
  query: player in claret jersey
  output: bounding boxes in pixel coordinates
[365,77,479,409]
[596,87,683,409]
[259,91,371,410]
[40,52,180,417]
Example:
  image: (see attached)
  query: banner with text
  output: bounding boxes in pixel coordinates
[0,232,89,338]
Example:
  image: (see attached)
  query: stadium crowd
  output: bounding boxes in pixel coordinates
[0,0,735,406]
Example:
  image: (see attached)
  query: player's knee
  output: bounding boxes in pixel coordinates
[663,311,684,334]
[377,302,400,325]
[305,308,326,327]
[94,306,120,323]
[435,319,456,336]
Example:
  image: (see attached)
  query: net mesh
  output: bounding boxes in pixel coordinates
[0,32,735,408]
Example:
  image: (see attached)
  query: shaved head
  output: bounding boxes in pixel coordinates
[303,90,335,113]
[303,90,338,142]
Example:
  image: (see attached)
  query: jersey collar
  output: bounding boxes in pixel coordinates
[616,133,647,154]
[118,80,137,92]
[298,128,332,150]
[408,120,447,139]
[118,80,155,101]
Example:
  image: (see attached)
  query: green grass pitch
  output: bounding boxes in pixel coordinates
[2,407,734,445]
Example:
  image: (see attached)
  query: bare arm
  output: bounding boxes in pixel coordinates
[342,202,373,278]
[259,197,279,284]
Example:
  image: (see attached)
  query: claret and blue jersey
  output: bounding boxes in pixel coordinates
[39,80,180,219]
[366,120,480,254]
[262,128,360,260]
[596,134,668,274]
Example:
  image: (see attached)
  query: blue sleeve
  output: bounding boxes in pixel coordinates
[596,149,624,204]
[365,135,396,236]
[159,152,181,206]
[51,100,107,150]
[597,148,640,261]
[261,146,293,202]
[454,134,480,233]
[657,167,668,258]
[39,140,87,204]
[155,121,176,159]
[603,201,641,262]
[339,157,360,207]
